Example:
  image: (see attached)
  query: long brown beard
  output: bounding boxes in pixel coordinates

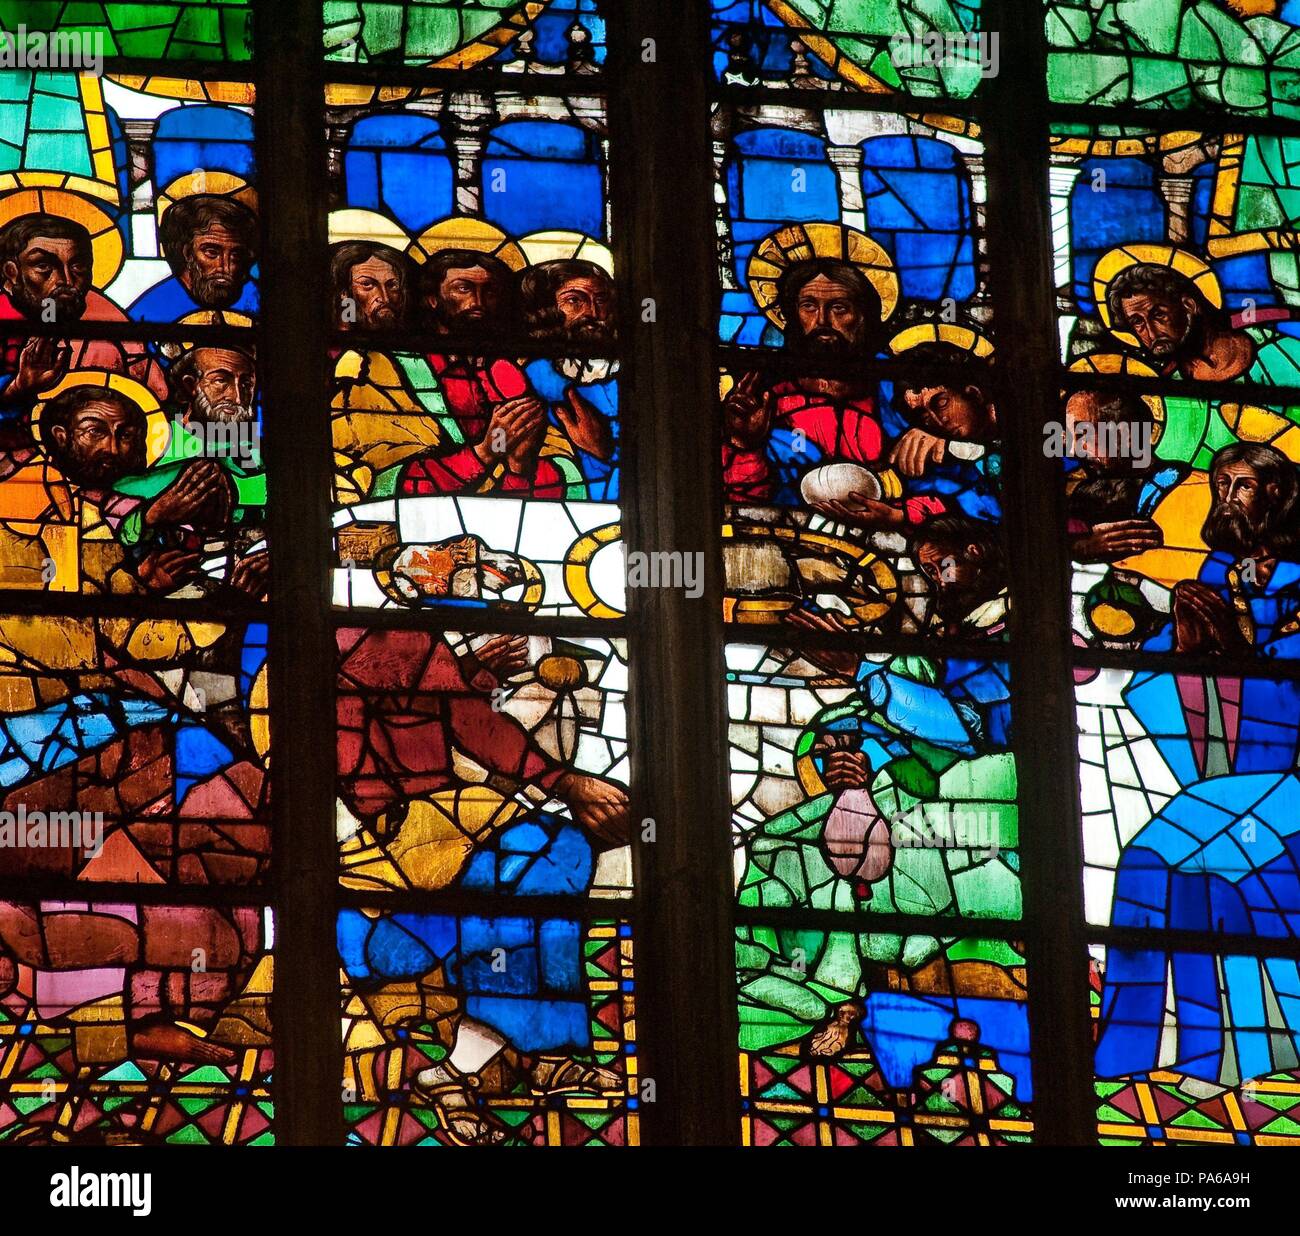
[429,305,497,341]
[557,319,617,349]
[789,328,860,357]
[59,451,138,488]
[187,270,240,309]
[1203,501,1260,558]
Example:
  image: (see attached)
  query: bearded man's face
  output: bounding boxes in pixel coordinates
[5,236,91,323]
[790,275,871,355]
[917,540,994,622]
[428,266,507,338]
[552,275,616,346]
[1118,291,1196,361]
[1203,461,1276,557]
[183,224,254,309]
[186,348,256,425]
[50,400,147,488]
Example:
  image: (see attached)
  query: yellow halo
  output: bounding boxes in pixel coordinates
[1216,402,1300,460]
[889,322,993,358]
[519,230,614,275]
[409,218,527,272]
[1067,352,1159,379]
[32,371,171,467]
[157,172,258,226]
[169,310,257,353]
[748,223,900,330]
[328,209,412,253]
[1065,353,1166,448]
[1093,244,1221,350]
[0,188,124,288]
[565,523,624,620]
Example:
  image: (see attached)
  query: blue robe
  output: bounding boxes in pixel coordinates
[127,273,260,323]
[1096,673,1300,1085]
[1145,553,1300,657]
[524,359,620,502]
[337,813,595,1053]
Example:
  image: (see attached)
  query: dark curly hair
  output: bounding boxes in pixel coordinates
[1206,440,1300,557]
[0,213,93,270]
[159,195,258,277]
[418,248,517,330]
[518,258,615,343]
[896,342,991,407]
[1107,262,1222,333]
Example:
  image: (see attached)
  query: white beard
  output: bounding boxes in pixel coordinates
[195,389,254,425]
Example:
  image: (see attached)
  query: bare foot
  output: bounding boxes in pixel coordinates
[808,1002,862,1058]
[131,1023,237,1064]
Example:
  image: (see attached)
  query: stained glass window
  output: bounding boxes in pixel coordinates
[0,0,1291,1170]
[317,0,633,1148]
[708,0,1300,1160]
[715,105,1001,638]
[730,647,1018,918]
[1092,943,1300,1145]
[1046,0,1300,118]
[0,0,269,1140]
[326,90,620,621]
[738,928,1031,1145]
[323,0,604,71]
[0,2,254,62]
[710,0,1033,1146]
[711,0,986,97]
[1080,665,1300,1143]
[1043,0,1300,1154]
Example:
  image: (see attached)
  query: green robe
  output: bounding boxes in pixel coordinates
[111,423,267,548]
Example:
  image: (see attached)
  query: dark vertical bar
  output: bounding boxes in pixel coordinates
[981,0,1097,1144]
[605,0,741,1145]
[254,0,344,1146]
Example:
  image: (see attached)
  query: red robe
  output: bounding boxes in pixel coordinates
[722,381,944,523]
[398,354,565,497]
[0,290,167,401]
[336,628,563,821]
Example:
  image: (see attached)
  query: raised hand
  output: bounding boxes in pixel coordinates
[8,337,70,399]
[1172,580,1248,654]
[723,371,774,449]
[555,386,613,459]
[476,395,546,470]
[144,461,235,531]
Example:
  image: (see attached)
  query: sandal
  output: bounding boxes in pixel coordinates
[416,1068,509,1146]
[530,1056,623,1096]
[807,1001,862,1059]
